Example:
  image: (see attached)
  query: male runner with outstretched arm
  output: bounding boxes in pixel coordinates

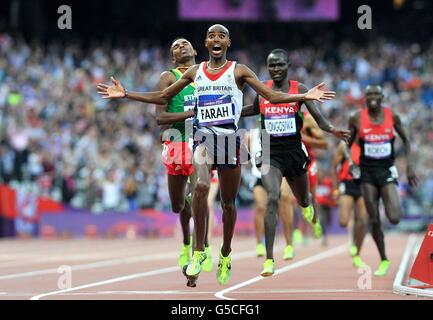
[241,49,350,276]
[98,25,336,286]
[154,38,211,272]
[348,85,417,276]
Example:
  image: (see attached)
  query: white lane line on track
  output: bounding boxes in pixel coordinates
[393,234,418,292]
[2,289,395,297]
[0,252,146,267]
[0,249,174,268]
[72,290,218,295]
[0,238,264,281]
[30,266,180,300]
[392,234,433,299]
[214,243,348,300]
[0,240,143,256]
[29,244,283,300]
[0,241,175,266]
[0,251,184,281]
[56,289,390,296]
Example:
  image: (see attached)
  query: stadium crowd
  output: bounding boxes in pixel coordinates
[0,33,432,216]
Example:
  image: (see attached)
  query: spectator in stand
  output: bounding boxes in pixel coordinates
[0,142,15,183]
[101,169,122,211]
[61,166,76,205]
[124,165,138,211]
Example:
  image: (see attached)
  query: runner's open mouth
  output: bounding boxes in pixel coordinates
[212,45,222,54]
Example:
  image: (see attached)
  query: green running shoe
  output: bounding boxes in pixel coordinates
[260,259,275,277]
[283,245,295,260]
[374,260,390,276]
[352,255,366,268]
[178,239,192,268]
[202,246,213,272]
[216,249,232,285]
[312,220,322,239]
[293,229,303,245]
[302,205,314,224]
[349,244,358,257]
[186,250,207,277]
[256,243,265,257]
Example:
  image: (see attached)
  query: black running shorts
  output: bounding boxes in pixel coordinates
[268,147,311,179]
[339,179,362,200]
[360,165,398,188]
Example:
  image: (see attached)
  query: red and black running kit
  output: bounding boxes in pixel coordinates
[338,143,362,199]
[358,107,398,187]
[259,80,310,178]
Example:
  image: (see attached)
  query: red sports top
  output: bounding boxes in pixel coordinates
[316,176,336,207]
[259,80,304,153]
[359,107,395,168]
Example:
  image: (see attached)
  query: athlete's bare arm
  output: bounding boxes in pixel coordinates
[97,65,199,105]
[234,64,336,104]
[331,141,345,193]
[297,83,350,143]
[305,115,326,138]
[392,112,418,187]
[301,114,329,150]
[348,111,361,147]
[241,95,260,117]
[155,71,195,125]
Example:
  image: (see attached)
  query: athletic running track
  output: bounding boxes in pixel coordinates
[0,233,429,300]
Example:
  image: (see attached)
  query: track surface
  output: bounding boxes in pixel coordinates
[0,233,426,300]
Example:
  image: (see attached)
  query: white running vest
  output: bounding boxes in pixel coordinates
[194,61,243,134]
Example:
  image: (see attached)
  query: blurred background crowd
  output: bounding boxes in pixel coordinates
[0,0,432,219]
[1,33,432,216]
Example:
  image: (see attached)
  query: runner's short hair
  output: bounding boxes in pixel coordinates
[170,37,189,56]
[269,49,290,65]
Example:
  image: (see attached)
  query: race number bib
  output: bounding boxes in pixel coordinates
[264,115,296,137]
[184,94,195,113]
[364,142,391,159]
[196,95,234,126]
